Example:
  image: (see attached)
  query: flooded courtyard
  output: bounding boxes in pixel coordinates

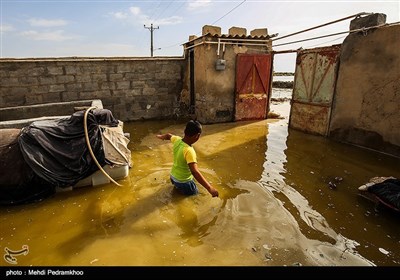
[1,92,399,267]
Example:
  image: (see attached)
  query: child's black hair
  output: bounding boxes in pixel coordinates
[184,120,202,136]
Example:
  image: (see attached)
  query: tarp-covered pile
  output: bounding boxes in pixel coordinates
[359,177,400,212]
[0,109,129,205]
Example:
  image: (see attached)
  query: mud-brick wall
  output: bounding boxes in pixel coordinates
[329,24,400,157]
[0,57,185,121]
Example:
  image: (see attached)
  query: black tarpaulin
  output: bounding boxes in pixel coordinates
[0,129,54,205]
[368,178,400,210]
[18,108,119,188]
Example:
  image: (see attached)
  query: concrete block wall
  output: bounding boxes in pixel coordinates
[0,100,103,129]
[0,57,185,122]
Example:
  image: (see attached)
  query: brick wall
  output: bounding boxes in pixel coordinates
[0,57,185,121]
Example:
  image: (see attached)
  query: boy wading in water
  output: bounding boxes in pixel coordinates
[156,120,219,197]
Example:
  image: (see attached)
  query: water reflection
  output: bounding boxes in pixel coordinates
[261,101,400,266]
[0,99,399,266]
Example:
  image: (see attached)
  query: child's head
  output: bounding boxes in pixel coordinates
[184,120,202,143]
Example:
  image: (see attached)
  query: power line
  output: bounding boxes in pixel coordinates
[211,0,247,26]
[152,0,175,22]
[159,0,247,50]
[144,23,159,57]
[169,0,187,16]
[148,1,164,22]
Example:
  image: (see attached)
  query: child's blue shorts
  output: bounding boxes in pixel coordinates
[170,176,199,196]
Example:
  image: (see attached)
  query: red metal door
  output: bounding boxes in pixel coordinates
[235,54,272,121]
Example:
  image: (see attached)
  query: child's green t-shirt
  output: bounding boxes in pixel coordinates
[170,135,197,182]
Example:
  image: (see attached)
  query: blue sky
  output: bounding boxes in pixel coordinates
[1,0,399,71]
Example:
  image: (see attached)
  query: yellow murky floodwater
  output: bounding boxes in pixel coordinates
[1,101,399,267]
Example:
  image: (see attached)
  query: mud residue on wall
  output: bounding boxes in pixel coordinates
[330,127,400,157]
[329,24,400,157]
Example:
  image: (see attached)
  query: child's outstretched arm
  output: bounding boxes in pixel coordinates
[156,133,173,141]
[188,162,219,197]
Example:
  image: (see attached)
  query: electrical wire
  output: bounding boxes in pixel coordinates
[151,0,175,23]
[211,0,247,26]
[159,0,248,50]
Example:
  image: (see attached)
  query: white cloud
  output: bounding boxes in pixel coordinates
[1,24,15,33]
[129,7,141,16]
[19,30,76,41]
[28,18,68,27]
[156,16,183,26]
[187,0,212,11]
[111,12,128,19]
[112,6,182,26]
[129,6,150,23]
[111,6,148,24]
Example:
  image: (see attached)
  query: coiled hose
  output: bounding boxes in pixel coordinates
[84,107,122,187]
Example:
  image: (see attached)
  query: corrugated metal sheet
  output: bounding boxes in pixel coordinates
[186,33,271,43]
[235,54,272,121]
[290,46,341,136]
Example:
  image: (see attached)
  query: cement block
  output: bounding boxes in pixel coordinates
[188,35,197,41]
[250,28,269,37]
[56,75,75,84]
[202,25,221,36]
[350,13,387,31]
[229,27,247,36]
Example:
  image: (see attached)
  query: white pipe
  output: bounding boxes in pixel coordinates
[184,38,270,51]
[217,38,220,57]
[272,12,371,42]
[272,22,400,48]
[84,107,122,187]
[206,41,269,47]
[218,38,270,43]
[184,41,269,51]
[184,41,205,50]
[185,21,400,51]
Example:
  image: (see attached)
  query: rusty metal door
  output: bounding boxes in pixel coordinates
[235,54,272,121]
[289,46,341,136]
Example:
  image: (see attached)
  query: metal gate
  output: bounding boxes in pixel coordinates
[289,46,341,136]
[235,54,272,121]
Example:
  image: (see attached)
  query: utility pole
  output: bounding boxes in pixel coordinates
[144,23,159,57]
